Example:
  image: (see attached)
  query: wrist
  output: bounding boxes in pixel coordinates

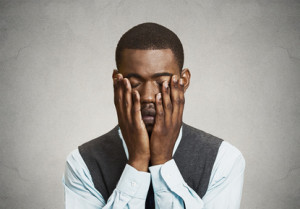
[128,156,150,172]
[150,156,172,166]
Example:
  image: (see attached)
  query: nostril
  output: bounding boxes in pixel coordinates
[139,82,160,104]
[141,103,155,109]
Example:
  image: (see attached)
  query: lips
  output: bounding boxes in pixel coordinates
[142,115,155,125]
[141,104,156,125]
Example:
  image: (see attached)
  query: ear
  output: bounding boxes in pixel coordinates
[112,69,119,79]
[180,68,191,93]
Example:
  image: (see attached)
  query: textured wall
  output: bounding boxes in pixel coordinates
[0,0,299,208]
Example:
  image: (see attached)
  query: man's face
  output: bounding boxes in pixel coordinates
[117,49,182,133]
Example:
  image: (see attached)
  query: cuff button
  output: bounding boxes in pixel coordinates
[131,181,137,187]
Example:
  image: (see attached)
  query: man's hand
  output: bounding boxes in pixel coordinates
[113,71,150,172]
[150,75,185,165]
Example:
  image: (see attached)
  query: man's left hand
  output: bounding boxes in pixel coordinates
[150,75,185,165]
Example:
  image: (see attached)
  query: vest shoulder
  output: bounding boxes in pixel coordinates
[182,123,223,147]
[79,125,120,153]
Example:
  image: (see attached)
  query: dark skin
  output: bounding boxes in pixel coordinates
[112,49,191,171]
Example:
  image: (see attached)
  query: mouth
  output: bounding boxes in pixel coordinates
[141,105,156,127]
[142,115,155,125]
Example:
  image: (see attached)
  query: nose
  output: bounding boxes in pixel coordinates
[139,81,160,104]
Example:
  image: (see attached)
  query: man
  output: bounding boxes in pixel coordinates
[63,22,245,209]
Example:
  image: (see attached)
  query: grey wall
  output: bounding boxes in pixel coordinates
[0,0,299,208]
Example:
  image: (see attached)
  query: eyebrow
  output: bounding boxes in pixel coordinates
[125,72,173,79]
[152,72,173,78]
[125,73,143,79]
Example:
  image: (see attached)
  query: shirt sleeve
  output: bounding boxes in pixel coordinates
[202,141,246,209]
[62,149,151,209]
[148,141,245,209]
[149,160,204,209]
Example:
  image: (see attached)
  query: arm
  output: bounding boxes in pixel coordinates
[62,71,155,208]
[112,71,150,172]
[149,160,203,209]
[202,141,245,209]
[149,74,201,208]
[148,142,245,209]
[63,149,151,209]
[149,73,245,208]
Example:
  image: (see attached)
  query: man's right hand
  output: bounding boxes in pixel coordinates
[113,70,150,172]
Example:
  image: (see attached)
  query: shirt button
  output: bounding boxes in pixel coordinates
[131,181,136,187]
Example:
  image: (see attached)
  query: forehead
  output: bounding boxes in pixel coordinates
[118,49,180,77]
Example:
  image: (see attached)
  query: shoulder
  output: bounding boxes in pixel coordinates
[183,123,245,168]
[64,148,91,181]
[182,123,223,149]
[79,125,120,154]
[64,129,121,182]
[217,141,245,172]
[182,123,245,177]
[209,141,246,188]
[63,149,105,205]
[63,149,95,193]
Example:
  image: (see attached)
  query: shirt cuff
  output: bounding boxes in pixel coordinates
[148,164,166,192]
[158,159,204,208]
[149,159,186,192]
[116,164,151,199]
[160,159,186,187]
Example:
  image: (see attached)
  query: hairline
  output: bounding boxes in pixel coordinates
[117,47,183,73]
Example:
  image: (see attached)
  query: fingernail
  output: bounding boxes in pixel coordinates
[113,78,117,85]
[117,74,122,80]
[179,78,184,86]
[173,75,178,83]
[157,93,161,100]
[163,81,168,89]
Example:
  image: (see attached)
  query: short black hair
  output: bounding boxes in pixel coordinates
[115,22,184,71]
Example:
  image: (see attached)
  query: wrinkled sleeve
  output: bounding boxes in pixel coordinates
[149,141,245,209]
[149,160,204,209]
[62,149,151,209]
[202,141,246,209]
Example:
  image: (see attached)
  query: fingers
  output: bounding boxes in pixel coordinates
[132,90,144,128]
[161,80,172,124]
[112,69,118,79]
[113,73,124,123]
[123,78,132,124]
[155,93,164,127]
[178,78,185,122]
[156,75,185,128]
[113,73,133,124]
[170,75,185,123]
[113,71,184,130]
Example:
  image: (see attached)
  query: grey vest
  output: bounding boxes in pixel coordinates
[79,123,223,207]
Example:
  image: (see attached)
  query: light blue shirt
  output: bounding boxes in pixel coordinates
[63,126,245,209]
